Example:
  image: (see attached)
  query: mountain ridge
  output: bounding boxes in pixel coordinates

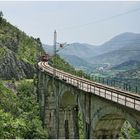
[43,32,140,71]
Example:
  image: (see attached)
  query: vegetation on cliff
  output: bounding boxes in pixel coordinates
[0,12,44,80]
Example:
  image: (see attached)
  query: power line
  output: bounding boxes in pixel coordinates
[58,7,140,31]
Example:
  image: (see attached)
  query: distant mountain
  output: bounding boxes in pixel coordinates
[44,32,140,60]
[43,43,97,59]
[60,54,95,73]
[59,43,98,59]
[94,32,140,55]
[112,60,140,70]
[43,32,140,72]
[43,43,97,72]
[89,32,140,66]
[90,40,140,66]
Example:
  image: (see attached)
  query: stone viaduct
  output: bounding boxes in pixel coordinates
[37,62,140,139]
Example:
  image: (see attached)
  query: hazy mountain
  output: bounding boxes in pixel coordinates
[43,43,97,72]
[112,60,140,70]
[59,43,98,58]
[60,54,95,73]
[43,32,140,72]
[43,43,97,59]
[90,39,140,66]
[93,32,140,55]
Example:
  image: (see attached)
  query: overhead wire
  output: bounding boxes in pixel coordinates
[54,7,140,52]
[44,6,140,44]
[55,8,140,51]
[58,7,140,31]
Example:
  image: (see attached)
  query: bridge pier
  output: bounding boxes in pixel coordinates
[37,71,56,137]
[83,94,92,139]
[58,106,79,138]
[37,70,79,139]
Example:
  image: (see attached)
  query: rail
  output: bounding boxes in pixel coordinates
[38,62,140,111]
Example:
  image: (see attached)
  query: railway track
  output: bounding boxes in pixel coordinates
[38,61,140,111]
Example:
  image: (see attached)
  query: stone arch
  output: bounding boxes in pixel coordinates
[91,105,140,139]
[58,87,79,139]
[93,113,125,138]
[60,91,77,108]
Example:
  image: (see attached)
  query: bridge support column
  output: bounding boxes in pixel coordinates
[37,71,46,127]
[37,71,79,138]
[83,94,92,139]
[37,71,57,138]
[57,106,79,139]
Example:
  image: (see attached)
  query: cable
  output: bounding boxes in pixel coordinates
[47,7,140,47]
[58,7,140,31]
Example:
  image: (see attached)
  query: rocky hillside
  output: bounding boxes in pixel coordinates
[0,13,44,80]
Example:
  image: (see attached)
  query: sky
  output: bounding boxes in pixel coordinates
[1,1,140,45]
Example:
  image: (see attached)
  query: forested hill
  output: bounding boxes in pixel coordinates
[0,13,45,80]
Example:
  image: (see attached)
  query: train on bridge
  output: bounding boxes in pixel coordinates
[40,53,49,62]
[40,53,53,67]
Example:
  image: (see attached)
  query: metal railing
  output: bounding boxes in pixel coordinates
[53,65,140,94]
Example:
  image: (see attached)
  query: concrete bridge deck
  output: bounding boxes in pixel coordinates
[38,62,140,111]
[37,61,140,139]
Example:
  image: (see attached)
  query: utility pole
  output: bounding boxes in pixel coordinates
[53,30,57,77]
[53,30,59,138]
[53,30,70,138]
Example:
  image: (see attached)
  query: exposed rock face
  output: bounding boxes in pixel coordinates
[0,17,45,80]
[0,48,35,80]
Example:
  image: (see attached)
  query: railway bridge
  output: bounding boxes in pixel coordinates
[37,62,140,139]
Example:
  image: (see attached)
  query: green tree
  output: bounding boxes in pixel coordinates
[0,109,27,139]
[0,11,3,23]
[120,121,140,139]
[0,80,47,138]
[16,80,47,138]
